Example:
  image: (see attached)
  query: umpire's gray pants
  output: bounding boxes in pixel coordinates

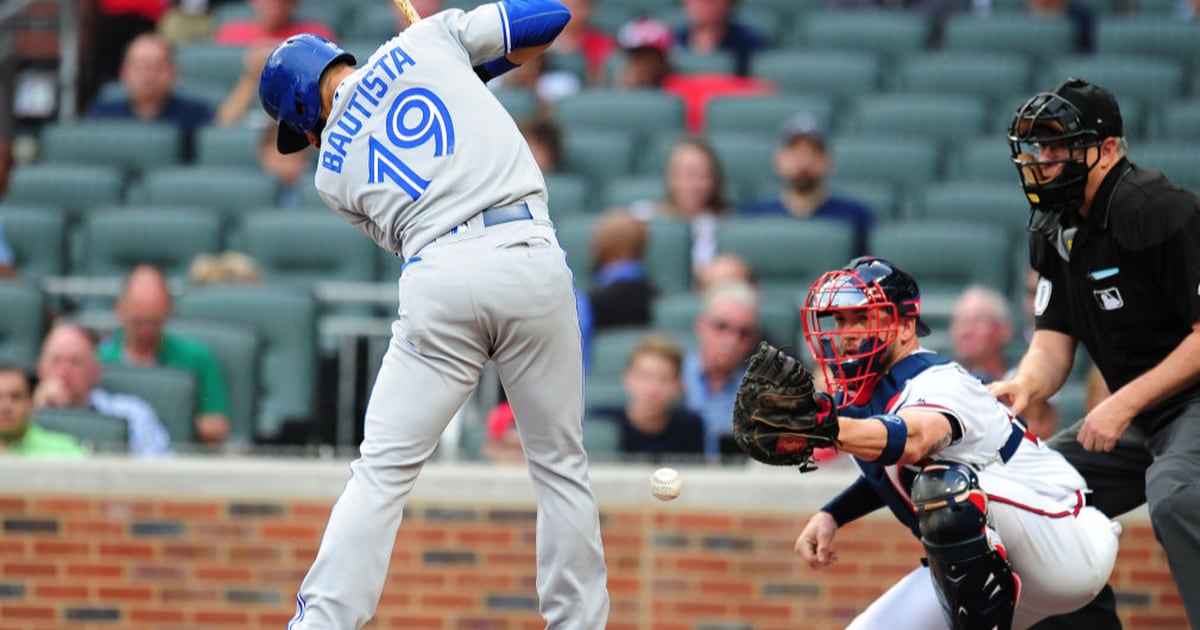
[1048,396,1200,627]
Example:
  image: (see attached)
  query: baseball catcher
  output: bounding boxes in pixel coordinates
[731,341,840,472]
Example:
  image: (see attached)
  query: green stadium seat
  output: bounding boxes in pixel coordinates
[39,121,181,176]
[545,173,593,217]
[32,407,128,453]
[5,164,125,216]
[0,283,46,372]
[0,205,66,279]
[1132,141,1200,192]
[1148,99,1200,141]
[236,210,378,287]
[553,214,596,290]
[646,218,693,294]
[845,93,990,143]
[827,136,941,196]
[867,219,1013,298]
[790,10,931,57]
[195,125,261,169]
[672,50,739,76]
[175,284,319,441]
[77,208,223,279]
[893,52,1032,105]
[1039,54,1185,109]
[705,94,836,135]
[167,318,261,446]
[561,128,637,182]
[706,131,778,193]
[942,14,1075,64]
[822,179,902,221]
[717,217,855,292]
[174,43,248,89]
[948,135,1023,183]
[917,181,1029,236]
[600,175,664,211]
[494,89,539,122]
[135,166,278,216]
[581,412,623,461]
[750,50,881,98]
[99,365,197,445]
[652,292,703,336]
[555,90,685,139]
[1096,17,1200,73]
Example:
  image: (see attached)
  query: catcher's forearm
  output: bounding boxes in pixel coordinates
[838,408,951,467]
[821,477,885,527]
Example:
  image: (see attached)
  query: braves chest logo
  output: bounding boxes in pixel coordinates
[1093,287,1124,311]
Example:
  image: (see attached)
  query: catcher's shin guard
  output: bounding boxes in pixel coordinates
[912,462,1019,630]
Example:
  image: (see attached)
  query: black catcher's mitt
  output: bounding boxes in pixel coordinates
[732,341,840,471]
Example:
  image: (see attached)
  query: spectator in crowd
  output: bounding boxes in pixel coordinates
[0,224,15,279]
[695,253,754,293]
[189,251,264,286]
[213,0,334,47]
[33,323,173,458]
[949,285,1058,440]
[589,334,706,462]
[89,0,168,101]
[1028,0,1095,53]
[97,265,232,445]
[518,115,563,174]
[673,0,768,76]
[87,33,213,161]
[552,0,617,85]
[0,364,88,458]
[949,284,1016,384]
[482,401,526,465]
[215,46,273,128]
[629,136,730,276]
[575,210,657,372]
[739,112,876,257]
[683,280,760,456]
[257,123,313,208]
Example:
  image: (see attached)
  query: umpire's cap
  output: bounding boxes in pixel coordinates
[259,33,356,154]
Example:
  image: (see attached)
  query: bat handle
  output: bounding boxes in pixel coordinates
[393,0,422,26]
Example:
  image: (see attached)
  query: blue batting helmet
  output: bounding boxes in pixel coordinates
[259,33,356,154]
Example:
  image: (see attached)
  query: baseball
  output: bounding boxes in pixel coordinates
[650,467,683,501]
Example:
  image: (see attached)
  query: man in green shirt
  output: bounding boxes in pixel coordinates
[0,364,88,458]
[97,265,232,444]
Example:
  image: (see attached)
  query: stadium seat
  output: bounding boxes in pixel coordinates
[581,412,623,461]
[790,10,931,57]
[175,284,318,441]
[652,292,703,337]
[545,173,593,217]
[948,134,1023,183]
[823,179,902,221]
[892,52,1032,106]
[845,93,990,144]
[4,164,125,216]
[600,175,664,211]
[827,136,941,196]
[135,166,278,216]
[99,365,197,445]
[867,219,1013,298]
[916,181,1028,236]
[167,318,261,446]
[646,218,692,294]
[941,14,1075,64]
[750,50,881,98]
[32,407,128,453]
[554,214,596,290]
[1040,54,1185,110]
[555,90,686,139]
[706,131,778,194]
[77,208,223,279]
[716,217,856,292]
[590,327,693,381]
[0,205,66,279]
[173,44,248,89]
[0,283,46,372]
[561,128,638,182]
[236,211,378,287]
[705,94,836,135]
[1132,141,1200,192]
[1096,17,1200,74]
[1148,99,1200,141]
[671,50,739,76]
[39,121,182,176]
[494,89,539,122]
[194,125,261,169]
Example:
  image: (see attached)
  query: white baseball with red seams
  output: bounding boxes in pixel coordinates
[651,467,683,501]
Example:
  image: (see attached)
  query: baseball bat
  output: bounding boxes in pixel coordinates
[393,0,422,26]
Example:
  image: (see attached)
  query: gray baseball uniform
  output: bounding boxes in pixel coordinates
[287,6,609,629]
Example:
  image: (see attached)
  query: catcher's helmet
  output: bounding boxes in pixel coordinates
[1008,78,1122,236]
[801,257,930,408]
[259,33,356,154]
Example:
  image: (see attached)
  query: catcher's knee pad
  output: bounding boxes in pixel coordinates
[912,462,1019,630]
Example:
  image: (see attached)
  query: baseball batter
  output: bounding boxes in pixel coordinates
[795,257,1119,629]
[256,3,610,628]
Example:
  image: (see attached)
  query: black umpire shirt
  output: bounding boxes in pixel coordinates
[1030,158,1200,433]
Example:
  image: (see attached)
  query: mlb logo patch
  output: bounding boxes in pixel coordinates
[1094,287,1124,311]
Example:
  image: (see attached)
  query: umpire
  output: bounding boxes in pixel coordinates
[991,77,1200,628]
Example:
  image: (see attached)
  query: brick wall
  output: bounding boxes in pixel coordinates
[0,490,1185,629]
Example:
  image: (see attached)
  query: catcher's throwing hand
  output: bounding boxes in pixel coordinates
[796,511,839,569]
[732,341,840,470]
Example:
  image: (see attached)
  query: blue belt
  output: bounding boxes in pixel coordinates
[999,418,1029,463]
[482,202,532,226]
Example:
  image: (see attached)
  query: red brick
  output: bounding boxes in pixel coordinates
[64,519,123,537]
[66,563,123,579]
[194,610,250,625]
[673,556,730,573]
[161,587,218,602]
[193,522,253,538]
[229,545,282,562]
[162,543,218,560]
[98,542,155,560]
[377,615,445,628]
[0,541,23,557]
[672,599,727,616]
[32,584,87,600]
[193,565,254,582]
[290,501,333,520]
[160,501,221,519]
[606,577,640,594]
[737,603,795,620]
[260,524,319,541]
[451,572,513,590]
[699,579,754,596]
[31,541,88,557]
[97,499,155,519]
[0,605,55,621]
[97,585,154,601]
[29,497,92,516]
[128,608,186,624]
[0,498,27,514]
[1,563,57,578]
[453,528,509,546]
[418,593,478,609]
